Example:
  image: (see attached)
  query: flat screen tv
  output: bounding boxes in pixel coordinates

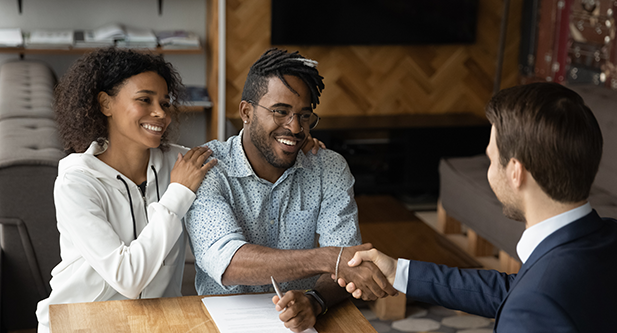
[271,0,479,45]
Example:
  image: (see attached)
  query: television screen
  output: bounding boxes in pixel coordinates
[271,0,479,45]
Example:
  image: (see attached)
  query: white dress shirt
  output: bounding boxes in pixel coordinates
[393,202,592,293]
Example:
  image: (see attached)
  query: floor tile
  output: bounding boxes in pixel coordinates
[392,318,441,332]
[441,315,492,329]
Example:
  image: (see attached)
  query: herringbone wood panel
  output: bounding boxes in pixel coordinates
[220,0,522,120]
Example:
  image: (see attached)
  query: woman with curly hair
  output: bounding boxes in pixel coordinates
[35,47,217,332]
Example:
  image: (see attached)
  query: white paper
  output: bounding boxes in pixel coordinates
[202,293,317,333]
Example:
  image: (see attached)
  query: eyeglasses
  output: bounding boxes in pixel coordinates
[248,100,320,130]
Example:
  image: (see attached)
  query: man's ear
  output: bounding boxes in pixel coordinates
[98,91,112,116]
[508,158,526,189]
[239,100,253,125]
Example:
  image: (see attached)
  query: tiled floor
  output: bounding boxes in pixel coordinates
[355,299,494,333]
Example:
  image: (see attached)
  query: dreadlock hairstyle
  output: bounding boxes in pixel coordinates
[241,48,325,109]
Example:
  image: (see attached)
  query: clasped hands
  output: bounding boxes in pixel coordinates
[271,244,397,332]
[335,244,399,300]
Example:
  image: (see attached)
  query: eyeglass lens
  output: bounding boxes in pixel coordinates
[274,112,319,129]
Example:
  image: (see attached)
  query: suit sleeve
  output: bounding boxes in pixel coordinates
[406,260,516,318]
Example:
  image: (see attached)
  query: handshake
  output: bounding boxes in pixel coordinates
[333,243,399,300]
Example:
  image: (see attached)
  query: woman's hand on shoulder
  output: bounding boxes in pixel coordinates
[301,133,326,155]
[170,146,217,192]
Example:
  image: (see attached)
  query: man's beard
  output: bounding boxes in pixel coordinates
[501,201,526,223]
[249,115,305,169]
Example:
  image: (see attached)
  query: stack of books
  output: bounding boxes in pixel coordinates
[24,30,73,49]
[73,23,121,48]
[0,28,23,47]
[116,26,158,49]
[156,30,200,49]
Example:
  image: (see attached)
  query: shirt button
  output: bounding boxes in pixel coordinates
[270,220,274,225]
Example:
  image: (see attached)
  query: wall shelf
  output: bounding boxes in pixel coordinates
[0,46,203,55]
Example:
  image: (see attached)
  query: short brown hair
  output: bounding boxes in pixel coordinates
[485,82,602,203]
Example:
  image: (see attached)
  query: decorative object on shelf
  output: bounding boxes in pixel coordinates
[184,86,212,108]
[520,0,617,90]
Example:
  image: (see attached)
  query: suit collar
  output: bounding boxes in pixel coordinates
[519,210,603,272]
[493,210,604,328]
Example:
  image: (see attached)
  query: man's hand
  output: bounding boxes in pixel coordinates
[333,244,398,301]
[337,248,398,299]
[272,290,317,332]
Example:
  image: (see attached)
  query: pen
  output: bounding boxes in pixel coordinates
[271,276,284,299]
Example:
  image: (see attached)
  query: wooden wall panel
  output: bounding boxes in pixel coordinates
[205,0,219,140]
[222,0,522,120]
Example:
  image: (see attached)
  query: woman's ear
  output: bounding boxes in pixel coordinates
[239,100,252,125]
[98,91,112,116]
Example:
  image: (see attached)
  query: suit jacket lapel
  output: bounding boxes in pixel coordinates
[493,210,604,329]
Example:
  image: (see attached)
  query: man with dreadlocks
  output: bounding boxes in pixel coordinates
[186,48,397,331]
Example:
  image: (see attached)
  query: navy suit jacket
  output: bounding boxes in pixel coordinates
[406,210,617,332]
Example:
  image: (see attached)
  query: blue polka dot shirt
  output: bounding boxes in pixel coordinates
[186,131,362,295]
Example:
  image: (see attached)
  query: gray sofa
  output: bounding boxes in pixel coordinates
[0,60,65,332]
[438,84,617,271]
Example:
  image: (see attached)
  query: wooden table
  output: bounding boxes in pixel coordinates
[49,295,376,333]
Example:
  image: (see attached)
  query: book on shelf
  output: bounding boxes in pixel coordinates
[184,86,212,108]
[25,29,73,49]
[156,30,200,49]
[91,23,125,41]
[116,26,158,49]
[76,23,157,49]
[73,30,115,48]
[0,28,23,47]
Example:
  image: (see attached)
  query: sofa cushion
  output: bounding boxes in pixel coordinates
[0,60,55,120]
[0,118,65,168]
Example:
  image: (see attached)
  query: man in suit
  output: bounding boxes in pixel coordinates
[339,82,617,332]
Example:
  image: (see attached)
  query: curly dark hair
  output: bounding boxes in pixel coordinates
[54,47,185,153]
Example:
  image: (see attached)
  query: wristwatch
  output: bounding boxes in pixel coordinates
[304,289,328,316]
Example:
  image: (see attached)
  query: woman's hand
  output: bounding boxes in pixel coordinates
[170,146,217,192]
[301,133,326,155]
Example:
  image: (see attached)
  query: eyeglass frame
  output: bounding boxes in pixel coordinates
[247,99,321,130]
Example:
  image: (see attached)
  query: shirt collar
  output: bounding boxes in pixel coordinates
[229,129,312,180]
[516,202,592,263]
